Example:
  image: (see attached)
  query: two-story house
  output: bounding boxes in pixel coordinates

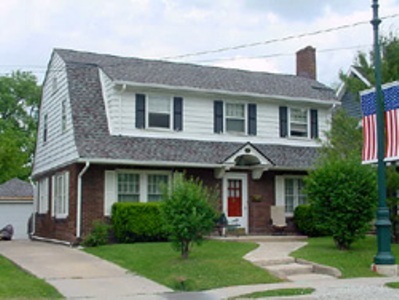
[31,46,338,244]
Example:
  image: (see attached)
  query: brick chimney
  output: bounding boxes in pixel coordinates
[296,46,316,80]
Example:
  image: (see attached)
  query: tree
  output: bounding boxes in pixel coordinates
[161,174,218,259]
[305,158,377,250]
[340,33,399,98]
[0,71,41,183]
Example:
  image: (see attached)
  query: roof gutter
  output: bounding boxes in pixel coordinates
[76,161,90,239]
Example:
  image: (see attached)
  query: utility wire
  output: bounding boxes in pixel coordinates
[162,13,399,60]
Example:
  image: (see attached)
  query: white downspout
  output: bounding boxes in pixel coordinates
[29,177,36,237]
[76,162,90,239]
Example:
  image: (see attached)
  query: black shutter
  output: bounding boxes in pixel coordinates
[135,94,145,129]
[173,97,183,131]
[248,103,257,136]
[214,100,223,133]
[279,106,288,137]
[310,109,318,139]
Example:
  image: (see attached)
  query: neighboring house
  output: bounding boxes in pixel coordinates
[336,66,372,118]
[32,46,338,243]
[0,178,33,239]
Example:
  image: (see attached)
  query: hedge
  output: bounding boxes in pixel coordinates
[111,202,168,243]
[293,205,330,237]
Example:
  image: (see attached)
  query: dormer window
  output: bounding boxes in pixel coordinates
[148,95,171,129]
[289,108,308,137]
[226,103,245,133]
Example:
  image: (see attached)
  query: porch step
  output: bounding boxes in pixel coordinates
[286,273,338,282]
[256,257,295,266]
[264,263,313,279]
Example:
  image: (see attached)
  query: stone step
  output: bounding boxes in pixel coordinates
[287,273,338,282]
[265,263,313,278]
[256,257,295,266]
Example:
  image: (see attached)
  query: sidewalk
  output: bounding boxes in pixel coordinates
[0,240,171,299]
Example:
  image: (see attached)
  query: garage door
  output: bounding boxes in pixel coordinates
[0,203,33,240]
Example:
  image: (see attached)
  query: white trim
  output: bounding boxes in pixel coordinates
[146,94,173,130]
[224,102,247,134]
[336,66,372,99]
[113,80,339,106]
[51,171,69,219]
[288,107,310,139]
[223,172,248,233]
[275,175,306,217]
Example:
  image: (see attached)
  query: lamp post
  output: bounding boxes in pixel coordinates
[371,0,395,265]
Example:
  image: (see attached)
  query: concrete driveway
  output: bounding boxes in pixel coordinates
[0,240,172,299]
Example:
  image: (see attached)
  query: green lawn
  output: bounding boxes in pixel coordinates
[0,255,63,299]
[85,240,280,291]
[291,236,399,278]
[385,282,399,289]
[230,288,315,299]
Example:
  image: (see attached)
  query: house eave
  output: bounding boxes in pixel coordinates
[113,80,339,107]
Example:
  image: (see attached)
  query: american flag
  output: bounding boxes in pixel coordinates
[384,83,399,161]
[360,81,399,163]
[361,91,377,163]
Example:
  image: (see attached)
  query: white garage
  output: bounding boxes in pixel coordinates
[0,178,33,240]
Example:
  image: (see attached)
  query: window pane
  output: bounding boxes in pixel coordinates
[149,113,170,128]
[226,119,245,132]
[226,103,244,118]
[148,174,168,202]
[297,179,307,205]
[148,97,170,113]
[285,179,294,213]
[118,173,140,202]
[291,108,307,123]
[290,123,308,137]
[290,108,308,137]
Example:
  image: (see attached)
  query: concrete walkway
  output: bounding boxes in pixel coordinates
[0,240,171,299]
[1,239,399,299]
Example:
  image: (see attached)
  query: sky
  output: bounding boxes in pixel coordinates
[0,0,398,89]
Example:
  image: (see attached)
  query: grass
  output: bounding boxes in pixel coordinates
[85,240,280,291]
[385,282,399,289]
[230,288,315,299]
[291,235,399,278]
[0,255,63,299]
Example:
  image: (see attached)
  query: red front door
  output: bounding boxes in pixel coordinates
[227,179,242,217]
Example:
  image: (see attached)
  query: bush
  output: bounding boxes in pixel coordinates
[82,220,111,247]
[294,205,330,237]
[305,158,377,250]
[161,174,218,259]
[112,202,168,243]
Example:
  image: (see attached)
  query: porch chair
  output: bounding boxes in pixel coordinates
[270,206,287,235]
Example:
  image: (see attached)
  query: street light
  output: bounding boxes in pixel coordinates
[371,0,395,265]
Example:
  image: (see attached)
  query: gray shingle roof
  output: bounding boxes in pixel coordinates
[59,49,324,170]
[56,49,336,101]
[0,178,33,198]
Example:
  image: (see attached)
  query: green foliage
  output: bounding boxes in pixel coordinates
[85,240,280,291]
[82,220,112,247]
[305,159,377,250]
[319,109,362,162]
[0,71,41,183]
[294,205,330,237]
[161,174,218,259]
[111,202,168,243]
[385,282,399,289]
[340,33,399,100]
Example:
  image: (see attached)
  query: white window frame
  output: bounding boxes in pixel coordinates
[38,177,49,214]
[276,176,306,217]
[146,94,172,130]
[224,102,247,134]
[51,172,69,219]
[288,107,310,139]
[116,170,171,203]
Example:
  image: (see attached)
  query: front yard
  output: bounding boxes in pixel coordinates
[85,240,281,291]
[0,255,62,299]
[291,236,399,278]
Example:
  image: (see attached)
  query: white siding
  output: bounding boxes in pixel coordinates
[101,85,332,147]
[32,53,79,176]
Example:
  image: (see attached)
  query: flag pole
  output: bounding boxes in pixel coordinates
[371,0,395,265]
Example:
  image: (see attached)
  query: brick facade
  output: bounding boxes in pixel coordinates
[34,163,303,243]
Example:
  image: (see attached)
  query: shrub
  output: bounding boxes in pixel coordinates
[112,202,168,243]
[294,205,330,237]
[82,220,111,247]
[305,158,377,250]
[161,174,218,259]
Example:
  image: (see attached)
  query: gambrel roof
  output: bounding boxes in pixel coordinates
[47,49,334,171]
